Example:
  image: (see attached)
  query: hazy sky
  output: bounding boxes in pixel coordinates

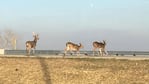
[0,0,149,51]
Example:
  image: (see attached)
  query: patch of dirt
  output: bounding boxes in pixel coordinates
[0,57,149,84]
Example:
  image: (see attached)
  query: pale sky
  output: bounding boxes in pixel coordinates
[0,0,149,51]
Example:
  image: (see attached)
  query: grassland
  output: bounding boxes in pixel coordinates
[0,56,149,84]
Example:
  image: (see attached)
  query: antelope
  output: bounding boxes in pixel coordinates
[93,40,107,56]
[64,42,84,57]
[26,32,39,56]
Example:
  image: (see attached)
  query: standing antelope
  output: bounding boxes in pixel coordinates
[26,32,39,56]
[93,40,107,56]
[64,42,84,57]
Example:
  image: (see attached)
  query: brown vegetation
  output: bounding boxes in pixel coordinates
[0,56,149,84]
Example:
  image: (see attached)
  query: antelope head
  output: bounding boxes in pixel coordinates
[79,43,84,49]
[32,32,39,41]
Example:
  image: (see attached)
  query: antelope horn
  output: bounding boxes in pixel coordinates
[32,32,35,36]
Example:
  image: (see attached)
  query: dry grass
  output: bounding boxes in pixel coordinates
[0,56,149,84]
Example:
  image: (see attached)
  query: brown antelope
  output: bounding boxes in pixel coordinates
[26,32,39,56]
[64,42,84,56]
[93,40,107,56]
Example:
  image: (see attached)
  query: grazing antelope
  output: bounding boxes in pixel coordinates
[93,40,107,56]
[26,32,39,56]
[64,42,84,56]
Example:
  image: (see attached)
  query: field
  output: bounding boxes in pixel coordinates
[0,55,149,84]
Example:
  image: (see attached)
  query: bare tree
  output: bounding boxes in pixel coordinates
[0,29,18,49]
[0,32,4,48]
